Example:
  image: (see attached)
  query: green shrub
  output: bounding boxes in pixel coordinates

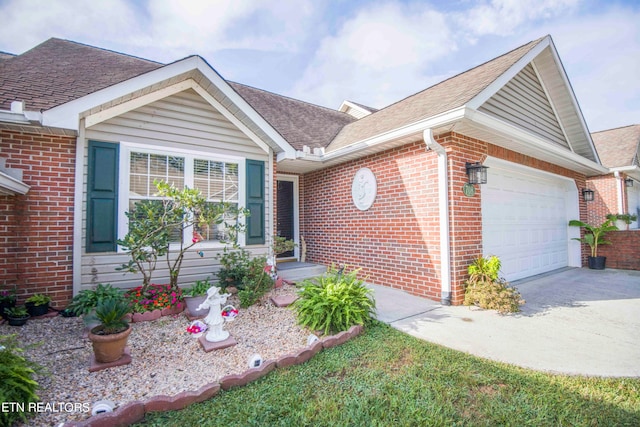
[4,306,28,318]
[184,278,212,297]
[463,256,524,314]
[217,247,252,290]
[0,335,44,426]
[25,294,51,306]
[237,256,272,308]
[292,265,375,335]
[67,283,125,316]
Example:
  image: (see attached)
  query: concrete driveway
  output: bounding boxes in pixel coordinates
[371,267,640,377]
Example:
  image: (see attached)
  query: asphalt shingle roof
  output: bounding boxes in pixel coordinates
[1,36,553,157]
[229,82,355,151]
[326,37,544,152]
[0,38,162,111]
[591,125,640,168]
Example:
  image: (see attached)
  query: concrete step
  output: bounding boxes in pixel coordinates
[277,262,326,283]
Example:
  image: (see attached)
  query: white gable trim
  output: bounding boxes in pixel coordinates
[466,36,600,165]
[467,109,608,175]
[0,171,30,195]
[84,78,272,154]
[338,100,374,118]
[529,60,574,153]
[466,37,551,110]
[42,56,296,158]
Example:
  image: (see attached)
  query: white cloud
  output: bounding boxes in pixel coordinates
[0,0,318,62]
[456,0,580,38]
[291,2,454,109]
[143,0,318,58]
[0,0,138,54]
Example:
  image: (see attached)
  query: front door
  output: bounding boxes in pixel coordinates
[276,176,298,259]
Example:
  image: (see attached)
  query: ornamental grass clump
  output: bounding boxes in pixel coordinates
[463,256,524,314]
[293,265,376,335]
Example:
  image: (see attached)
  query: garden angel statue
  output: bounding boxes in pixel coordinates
[197,286,232,342]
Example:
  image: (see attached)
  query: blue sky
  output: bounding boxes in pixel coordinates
[0,0,638,132]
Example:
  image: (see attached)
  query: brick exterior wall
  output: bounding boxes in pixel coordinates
[587,174,620,225]
[0,128,76,308]
[598,230,640,270]
[300,132,588,304]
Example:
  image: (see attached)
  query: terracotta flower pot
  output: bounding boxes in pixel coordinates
[88,325,132,363]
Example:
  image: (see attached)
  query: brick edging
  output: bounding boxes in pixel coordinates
[62,324,365,426]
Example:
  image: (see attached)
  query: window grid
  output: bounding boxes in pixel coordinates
[127,150,240,245]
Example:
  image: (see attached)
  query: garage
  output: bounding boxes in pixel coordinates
[481,158,580,281]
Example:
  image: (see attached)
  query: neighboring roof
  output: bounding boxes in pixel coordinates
[327,37,544,152]
[230,82,355,151]
[0,38,162,111]
[591,125,640,168]
[347,100,378,113]
[0,51,15,61]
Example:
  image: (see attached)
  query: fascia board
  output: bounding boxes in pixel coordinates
[84,79,195,128]
[544,37,602,165]
[42,57,201,130]
[338,100,372,116]
[320,106,467,162]
[192,57,296,158]
[0,170,30,195]
[610,165,640,181]
[468,109,609,175]
[466,36,550,110]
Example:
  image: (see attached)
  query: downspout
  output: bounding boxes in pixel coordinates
[423,129,451,305]
[614,171,624,214]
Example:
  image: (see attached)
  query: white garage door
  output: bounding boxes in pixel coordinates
[482,160,575,281]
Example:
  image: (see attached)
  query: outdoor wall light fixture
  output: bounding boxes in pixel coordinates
[582,188,594,202]
[465,162,489,185]
[625,178,634,187]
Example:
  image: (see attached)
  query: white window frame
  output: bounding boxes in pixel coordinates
[117,141,246,251]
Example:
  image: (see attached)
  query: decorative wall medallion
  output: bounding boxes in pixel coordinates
[352,168,377,211]
[462,183,476,197]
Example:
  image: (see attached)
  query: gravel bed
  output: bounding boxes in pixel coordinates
[1,286,308,427]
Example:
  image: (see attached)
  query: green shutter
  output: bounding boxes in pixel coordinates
[246,159,265,245]
[86,141,119,252]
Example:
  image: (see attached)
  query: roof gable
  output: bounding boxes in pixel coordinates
[326,37,543,153]
[478,63,570,150]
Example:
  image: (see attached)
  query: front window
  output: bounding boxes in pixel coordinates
[193,159,239,241]
[120,145,243,247]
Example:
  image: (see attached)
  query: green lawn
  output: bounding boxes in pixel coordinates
[136,322,640,426]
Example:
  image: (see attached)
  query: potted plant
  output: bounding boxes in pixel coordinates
[569,219,619,269]
[183,278,212,318]
[25,294,51,317]
[606,213,638,230]
[4,306,30,326]
[0,286,16,320]
[87,298,132,363]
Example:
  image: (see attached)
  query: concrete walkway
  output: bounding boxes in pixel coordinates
[370,268,640,377]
